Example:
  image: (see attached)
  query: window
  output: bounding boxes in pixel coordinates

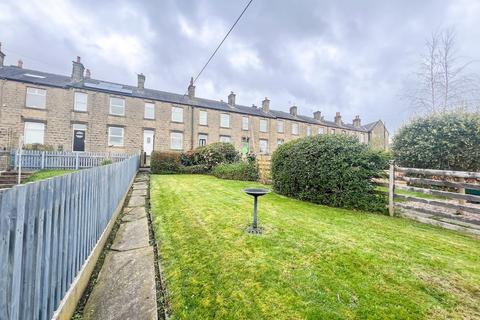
[108,126,124,146]
[241,137,250,153]
[198,133,207,146]
[277,120,284,133]
[331,128,336,134]
[242,116,249,130]
[74,92,87,112]
[171,107,183,122]
[277,139,284,146]
[219,135,231,143]
[259,139,268,154]
[24,122,45,144]
[307,126,312,136]
[291,123,299,135]
[199,110,208,126]
[360,133,367,143]
[26,87,46,109]
[109,97,125,116]
[170,132,183,150]
[220,113,230,128]
[318,127,325,134]
[144,102,155,119]
[260,119,268,132]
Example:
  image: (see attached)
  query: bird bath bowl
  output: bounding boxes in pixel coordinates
[243,188,270,234]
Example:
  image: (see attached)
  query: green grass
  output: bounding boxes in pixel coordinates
[23,169,75,183]
[150,175,480,319]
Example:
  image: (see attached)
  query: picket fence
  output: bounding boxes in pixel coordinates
[11,150,132,170]
[0,154,139,320]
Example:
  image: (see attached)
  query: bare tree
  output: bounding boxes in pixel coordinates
[408,28,479,113]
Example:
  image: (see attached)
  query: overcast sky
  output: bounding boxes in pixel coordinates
[1,0,479,132]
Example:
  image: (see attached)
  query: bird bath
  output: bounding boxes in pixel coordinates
[243,188,269,234]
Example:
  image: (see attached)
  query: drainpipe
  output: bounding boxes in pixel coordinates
[190,106,194,150]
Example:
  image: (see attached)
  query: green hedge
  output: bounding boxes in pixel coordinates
[271,135,388,212]
[151,151,182,174]
[392,112,480,171]
[211,161,259,181]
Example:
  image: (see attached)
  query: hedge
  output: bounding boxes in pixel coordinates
[392,112,480,171]
[211,161,259,181]
[151,151,182,174]
[271,135,388,212]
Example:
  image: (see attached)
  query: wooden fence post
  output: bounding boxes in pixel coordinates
[388,160,395,216]
[457,177,465,215]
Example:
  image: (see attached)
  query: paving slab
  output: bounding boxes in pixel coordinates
[122,206,147,222]
[135,176,149,182]
[126,195,145,207]
[110,218,150,251]
[131,189,147,196]
[83,247,157,320]
[133,182,148,190]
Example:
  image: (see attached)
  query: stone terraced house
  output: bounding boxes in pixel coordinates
[0,44,389,155]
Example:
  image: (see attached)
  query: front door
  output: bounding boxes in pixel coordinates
[143,130,154,155]
[73,130,85,152]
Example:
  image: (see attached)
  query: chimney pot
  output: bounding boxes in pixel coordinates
[262,97,270,113]
[228,91,236,106]
[289,105,298,116]
[187,76,195,98]
[17,59,23,68]
[137,73,146,91]
[313,111,322,120]
[76,56,81,63]
[71,56,85,83]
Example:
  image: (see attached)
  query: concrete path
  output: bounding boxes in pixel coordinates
[83,172,157,320]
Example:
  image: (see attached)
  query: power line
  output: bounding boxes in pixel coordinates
[191,0,254,86]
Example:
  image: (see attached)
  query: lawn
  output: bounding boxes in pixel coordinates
[150,175,480,319]
[23,169,75,183]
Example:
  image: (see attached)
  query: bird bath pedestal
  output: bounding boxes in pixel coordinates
[243,188,269,234]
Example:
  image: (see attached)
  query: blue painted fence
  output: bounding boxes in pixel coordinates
[0,155,139,320]
[11,150,131,170]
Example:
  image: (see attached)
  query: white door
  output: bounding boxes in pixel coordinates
[143,130,154,155]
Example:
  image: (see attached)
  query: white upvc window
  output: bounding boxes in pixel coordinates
[109,97,125,116]
[144,102,155,119]
[170,132,183,150]
[291,122,299,135]
[277,120,284,133]
[318,127,325,134]
[307,126,312,136]
[74,92,87,112]
[26,87,46,109]
[219,135,231,143]
[331,128,336,134]
[24,122,45,144]
[199,110,208,126]
[242,116,249,130]
[259,139,268,154]
[108,126,124,146]
[360,133,367,143]
[260,119,268,132]
[277,139,284,146]
[220,113,230,128]
[198,133,208,146]
[171,107,183,122]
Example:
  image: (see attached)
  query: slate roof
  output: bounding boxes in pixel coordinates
[0,65,374,132]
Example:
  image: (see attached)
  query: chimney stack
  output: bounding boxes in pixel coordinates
[353,115,361,128]
[85,69,91,79]
[289,105,298,116]
[71,56,85,83]
[17,59,23,68]
[228,91,236,106]
[137,73,145,91]
[313,111,322,120]
[262,97,270,113]
[187,77,195,99]
[334,112,342,125]
[0,42,5,67]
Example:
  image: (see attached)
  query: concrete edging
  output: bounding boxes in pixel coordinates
[51,174,136,320]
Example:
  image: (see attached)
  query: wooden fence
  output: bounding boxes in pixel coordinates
[257,155,272,184]
[11,150,132,170]
[387,161,480,234]
[0,154,139,320]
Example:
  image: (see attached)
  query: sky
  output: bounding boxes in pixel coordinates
[1,0,479,133]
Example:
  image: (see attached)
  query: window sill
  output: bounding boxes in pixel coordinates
[73,110,88,114]
[25,106,46,110]
[109,114,125,118]
[144,118,155,121]
[171,121,184,124]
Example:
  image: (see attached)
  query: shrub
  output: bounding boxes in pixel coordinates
[150,151,182,174]
[392,112,480,171]
[101,159,113,166]
[23,143,54,151]
[211,161,259,181]
[180,164,210,174]
[180,149,204,166]
[197,142,239,169]
[271,135,388,212]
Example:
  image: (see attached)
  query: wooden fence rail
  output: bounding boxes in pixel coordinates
[11,150,132,170]
[0,155,139,320]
